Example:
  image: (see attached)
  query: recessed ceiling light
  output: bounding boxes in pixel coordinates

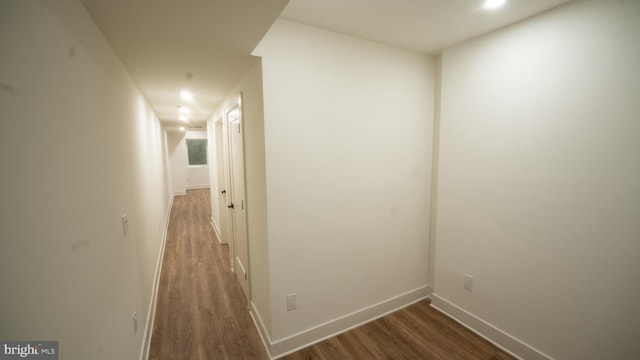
[178,106,189,114]
[179,114,189,122]
[483,0,506,10]
[179,126,185,132]
[180,90,193,102]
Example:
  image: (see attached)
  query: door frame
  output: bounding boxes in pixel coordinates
[213,116,229,245]
[225,94,250,300]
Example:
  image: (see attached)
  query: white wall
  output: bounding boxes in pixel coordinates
[208,58,272,330]
[167,130,210,194]
[239,59,271,338]
[434,1,640,359]
[0,1,172,359]
[254,19,434,353]
[207,119,220,231]
[209,118,228,243]
[185,130,210,189]
[166,130,187,195]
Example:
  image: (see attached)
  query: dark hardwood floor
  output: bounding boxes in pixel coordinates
[149,189,514,360]
[149,189,267,360]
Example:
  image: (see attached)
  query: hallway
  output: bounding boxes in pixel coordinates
[149,189,267,359]
[148,190,515,360]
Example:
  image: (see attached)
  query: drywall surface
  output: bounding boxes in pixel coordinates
[435,1,640,359]
[237,60,272,336]
[185,130,210,189]
[167,130,209,192]
[0,1,172,359]
[255,19,434,343]
[209,58,272,337]
[166,130,187,195]
[207,120,220,229]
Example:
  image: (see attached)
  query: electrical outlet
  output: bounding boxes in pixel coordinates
[287,293,297,311]
[463,274,474,291]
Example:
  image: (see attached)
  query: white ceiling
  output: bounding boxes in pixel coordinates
[81,0,571,129]
[81,0,289,129]
[282,0,571,54]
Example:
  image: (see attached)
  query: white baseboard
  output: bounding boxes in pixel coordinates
[250,301,273,359]
[139,195,175,360]
[255,285,432,359]
[186,184,210,190]
[174,191,186,196]
[209,216,223,243]
[430,294,553,360]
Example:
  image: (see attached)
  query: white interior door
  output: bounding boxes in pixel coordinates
[215,120,229,245]
[227,102,250,300]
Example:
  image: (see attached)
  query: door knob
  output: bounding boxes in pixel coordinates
[227,203,234,209]
[221,190,226,194]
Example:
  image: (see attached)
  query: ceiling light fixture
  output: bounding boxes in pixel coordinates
[179,127,185,132]
[180,90,193,102]
[483,0,506,10]
[179,115,188,122]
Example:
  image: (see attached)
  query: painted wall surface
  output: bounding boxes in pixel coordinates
[435,1,640,359]
[209,118,228,243]
[239,59,271,336]
[208,58,272,332]
[167,130,210,193]
[255,20,434,342]
[207,120,220,230]
[0,1,172,359]
[185,130,210,189]
[166,130,187,195]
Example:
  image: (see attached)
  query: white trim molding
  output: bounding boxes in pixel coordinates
[430,294,553,360]
[186,184,210,190]
[253,285,433,359]
[250,302,273,359]
[210,216,222,242]
[139,195,175,360]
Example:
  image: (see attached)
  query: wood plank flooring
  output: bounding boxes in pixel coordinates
[149,189,267,360]
[282,300,514,360]
[149,189,515,360]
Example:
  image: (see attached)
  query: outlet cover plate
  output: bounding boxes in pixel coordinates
[463,274,474,291]
[287,293,297,311]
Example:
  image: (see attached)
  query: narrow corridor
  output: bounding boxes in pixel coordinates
[147,192,514,360]
[149,189,267,359]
